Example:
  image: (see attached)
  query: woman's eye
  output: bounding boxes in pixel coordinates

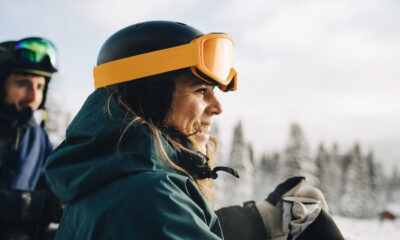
[196,88,207,95]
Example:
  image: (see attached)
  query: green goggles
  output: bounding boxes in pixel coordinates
[13,37,58,73]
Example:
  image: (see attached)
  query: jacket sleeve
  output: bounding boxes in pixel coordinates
[215,202,345,240]
[215,201,269,240]
[0,129,58,227]
[57,172,223,239]
[119,173,223,239]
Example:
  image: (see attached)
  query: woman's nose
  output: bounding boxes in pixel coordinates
[207,93,223,115]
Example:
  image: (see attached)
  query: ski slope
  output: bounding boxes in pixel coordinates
[334,215,400,240]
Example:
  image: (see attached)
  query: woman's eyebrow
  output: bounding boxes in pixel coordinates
[190,81,207,87]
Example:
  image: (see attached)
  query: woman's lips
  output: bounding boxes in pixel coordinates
[195,125,210,142]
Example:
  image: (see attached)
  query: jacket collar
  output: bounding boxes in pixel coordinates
[0,104,37,136]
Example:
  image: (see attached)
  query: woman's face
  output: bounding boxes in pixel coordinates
[168,73,222,153]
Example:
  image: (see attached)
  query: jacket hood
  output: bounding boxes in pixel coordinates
[45,89,179,201]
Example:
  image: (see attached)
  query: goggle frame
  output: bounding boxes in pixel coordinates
[13,38,58,71]
[94,33,237,91]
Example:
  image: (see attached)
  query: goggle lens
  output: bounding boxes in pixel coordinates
[203,38,234,85]
[14,38,58,69]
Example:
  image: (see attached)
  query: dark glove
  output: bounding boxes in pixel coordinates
[216,177,311,240]
[256,176,339,240]
[44,191,64,223]
[216,177,340,240]
[293,208,344,240]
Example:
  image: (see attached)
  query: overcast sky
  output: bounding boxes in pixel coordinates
[1,0,399,174]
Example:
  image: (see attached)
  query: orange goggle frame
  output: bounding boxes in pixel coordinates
[93,33,237,91]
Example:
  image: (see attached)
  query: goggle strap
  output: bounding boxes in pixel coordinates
[94,43,200,89]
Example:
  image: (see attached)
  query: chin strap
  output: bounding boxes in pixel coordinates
[176,147,239,180]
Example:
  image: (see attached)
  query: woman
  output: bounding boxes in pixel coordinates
[45,21,344,240]
[45,20,240,239]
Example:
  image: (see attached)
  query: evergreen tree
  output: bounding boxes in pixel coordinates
[271,152,283,183]
[283,123,318,184]
[45,94,72,147]
[223,121,254,205]
[388,167,400,202]
[315,143,344,214]
[315,143,330,193]
[339,144,372,218]
[253,152,281,201]
[326,143,345,214]
[366,150,386,215]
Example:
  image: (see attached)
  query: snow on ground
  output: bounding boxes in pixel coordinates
[50,213,400,239]
[334,215,400,240]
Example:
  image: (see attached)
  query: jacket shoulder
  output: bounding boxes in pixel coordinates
[57,172,222,239]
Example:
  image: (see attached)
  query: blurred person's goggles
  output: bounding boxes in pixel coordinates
[0,38,58,77]
[94,33,237,91]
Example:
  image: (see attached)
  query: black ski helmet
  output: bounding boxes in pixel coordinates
[0,37,58,109]
[96,21,206,127]
[97,21,203,67]
[95,20,237,91]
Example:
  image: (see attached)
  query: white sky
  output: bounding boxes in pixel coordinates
[1,0,399,174]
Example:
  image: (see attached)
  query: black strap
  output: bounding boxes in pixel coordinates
[176,147,239,180]
[211,166,239,179]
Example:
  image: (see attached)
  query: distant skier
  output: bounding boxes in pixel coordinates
[0,37,63,239]
[45,21,344,239]
[379,210,396,221]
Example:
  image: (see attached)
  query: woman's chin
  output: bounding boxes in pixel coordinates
[193,132,209,154]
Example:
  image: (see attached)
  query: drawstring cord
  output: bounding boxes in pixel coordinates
[211,166,239,179]
[176,147,239,180]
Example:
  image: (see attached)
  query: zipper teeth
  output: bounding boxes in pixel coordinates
[13,127,21,150]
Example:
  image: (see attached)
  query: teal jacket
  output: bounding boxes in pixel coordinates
[45,89,223,239]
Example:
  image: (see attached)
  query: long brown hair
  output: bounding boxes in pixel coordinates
[105,69,217,205]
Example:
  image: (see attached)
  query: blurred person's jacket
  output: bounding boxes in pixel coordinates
[0,104,62,240]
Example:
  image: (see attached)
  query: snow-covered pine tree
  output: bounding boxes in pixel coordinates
[223,121,254,205]
[387,167,400,202]
[315,143,330,194]
[253,152,281,201]
[339,143,372,218]
[45,93,72,147]
[366,150,386,214]
[271,152,283,183]
[315,143,344,214]
[326,143,345,214]
[283,123,318,184]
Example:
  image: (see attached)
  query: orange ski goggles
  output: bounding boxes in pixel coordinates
[94,33,237,91]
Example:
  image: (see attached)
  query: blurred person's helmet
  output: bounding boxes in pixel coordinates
[94,20,237,91]
[0,37,58,108]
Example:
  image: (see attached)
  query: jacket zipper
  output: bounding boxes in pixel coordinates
[13,127,22,151]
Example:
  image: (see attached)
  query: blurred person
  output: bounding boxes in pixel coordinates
[0,37,63,239]
[45,21,344,239]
